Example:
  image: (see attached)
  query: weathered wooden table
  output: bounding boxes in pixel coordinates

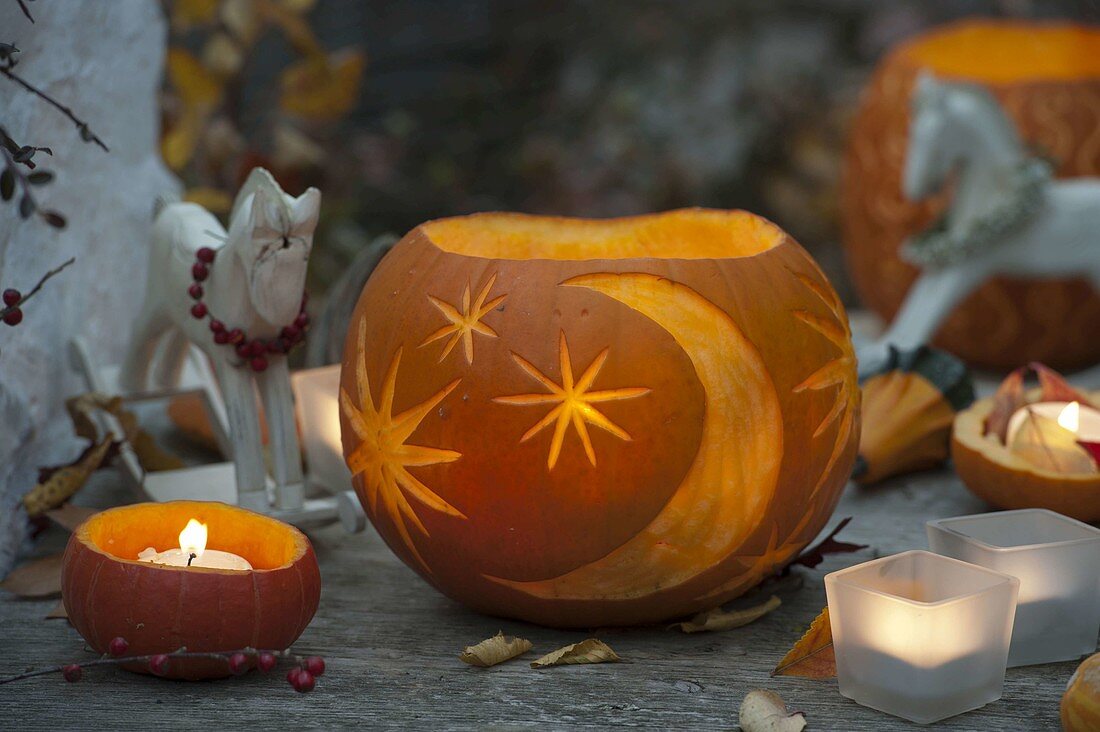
[3,360,1098,731]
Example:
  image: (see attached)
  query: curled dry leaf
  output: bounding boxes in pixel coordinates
[672,595,781,634]
[68,392,185,472]
[1033,362,1096,408]
[530,639,621,669]
[0,554,63,598]
[1008,409,1096,474]
[789,517,867,571]
[279,47,366,120]
[772,606,835,679]
[22,439,116,518]
[739,689,807,732]
[459,631,533,667]
[984,363,1096,443]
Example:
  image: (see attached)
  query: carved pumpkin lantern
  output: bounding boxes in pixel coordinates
[840,20,1100,371]
[340,209,860,627]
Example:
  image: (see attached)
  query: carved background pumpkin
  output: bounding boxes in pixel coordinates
[339,209,859,627]
[840,20,1100,371]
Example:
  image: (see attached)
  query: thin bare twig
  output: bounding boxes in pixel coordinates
[0,257,75,320]
[0,67,108,152]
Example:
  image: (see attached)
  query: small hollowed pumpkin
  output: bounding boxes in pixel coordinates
[952,390,1100,522]
[841,19,1100,371]
[61,501,320,680]
[1063,652,1100,732]
[340,209,860,627]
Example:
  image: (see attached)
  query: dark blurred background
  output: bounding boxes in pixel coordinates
[166,0,1100,304]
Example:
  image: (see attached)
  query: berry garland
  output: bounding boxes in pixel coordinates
[188,246,310,372]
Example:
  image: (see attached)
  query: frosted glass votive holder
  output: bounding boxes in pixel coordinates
[291,364,353,492]
[825,550,1018,725]
[927,508,1100,667]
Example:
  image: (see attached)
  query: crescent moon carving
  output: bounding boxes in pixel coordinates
[486,272,783,601]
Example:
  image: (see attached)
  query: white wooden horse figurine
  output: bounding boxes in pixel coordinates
[120,168,320,512]
[858,73,1100,375]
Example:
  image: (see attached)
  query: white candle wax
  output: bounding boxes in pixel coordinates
[138,546,253,570]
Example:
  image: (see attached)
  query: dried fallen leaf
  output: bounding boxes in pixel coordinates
[279,47,365,120]
[183,187,234,215]
[985,367,1026,442]
[44,504,99,532]
[789,517,868,571]
[44,600,68,620]
[672,595,781,634]
[68,393,185,472]
[1033,362,1096,408]
[22,439,116,518]
[739,689,806,732]
[1008,408,1096,474]
[530,639,621,668]
[0,554,63,598]
[459,631,533,667]
[772,606,835,679]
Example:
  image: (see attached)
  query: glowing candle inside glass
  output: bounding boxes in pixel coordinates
[928,509,1100,667]
[138,518,252,571]
[825,550,1018,725]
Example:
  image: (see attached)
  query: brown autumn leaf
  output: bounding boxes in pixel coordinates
[22,439,116,518]
[788,517,867,571]
[0,554,63,598]
[1008,408,1096,474]
[530,639,621,668]
[67,393,185,473]
[44,504,99,532]
[459,631,533,667]
[772,606,835,679]
[1032,362,1097,408]
[279,47,365,120]
[984,366,1026,442]
[162,47,224,170]
[739,689,807,732]
[672,595,781,634]
[44,600,68,620]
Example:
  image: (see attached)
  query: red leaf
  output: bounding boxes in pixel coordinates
[1079,441,1100,467]
[789,517,867,571]
[984,367,1027,442]
[1031,362,1097,409]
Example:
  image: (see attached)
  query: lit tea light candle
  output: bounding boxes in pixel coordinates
[1005,401,1100,473]
[825,551,1018,724]
[138,518,252,570]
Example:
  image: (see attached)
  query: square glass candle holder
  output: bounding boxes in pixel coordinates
[291,364,353,493]
[825,550,1018,725]
[927,508,1100,667]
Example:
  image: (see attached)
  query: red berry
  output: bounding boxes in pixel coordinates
[62,664,82,682]
[2,288,20,306]
[267,340,284,354]
[191,263,209,281]
[149,654,170,676]
[228,328,244,344]
[258,652,278,673]
[209,319,224,333]
[281,325,300,340]
[188,283,204,300]
[107,636,129,657]
[190,303,207,319]
[214,331,230,345]
[294,313,310,329]
[291,669,315,693]
[3,308,23,326]
[286,667,301,685]
[196,247,216,263]
[250,356,268,373]
[228,652,249,675]
[247,340,266,357]
[303,656,325,677]
[235,342,250,358]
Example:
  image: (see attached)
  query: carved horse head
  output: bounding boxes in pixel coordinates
[227,168,321,326]
[903,72,1022,201]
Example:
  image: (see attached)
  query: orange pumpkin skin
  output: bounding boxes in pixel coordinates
[340,209,860,627]
[952,390,1100,522]
[840,20,1100,372]
[61,501,321,680]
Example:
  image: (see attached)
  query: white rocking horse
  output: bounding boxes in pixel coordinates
[119,169,318,513]
[858,73,1100,376]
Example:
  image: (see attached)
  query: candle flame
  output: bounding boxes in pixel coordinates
[179,518,208,557]
[1058,402,1081,433]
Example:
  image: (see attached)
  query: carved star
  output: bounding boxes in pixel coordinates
[494,330,649,471]
[341,321,464,572]
[420,274,507,365]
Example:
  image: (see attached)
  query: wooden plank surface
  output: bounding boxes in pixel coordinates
[0,465,1084,731]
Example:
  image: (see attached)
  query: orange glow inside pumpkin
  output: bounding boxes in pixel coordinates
[79,501,306,571]
[900,21,1100,83]
[422,209,784,260]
